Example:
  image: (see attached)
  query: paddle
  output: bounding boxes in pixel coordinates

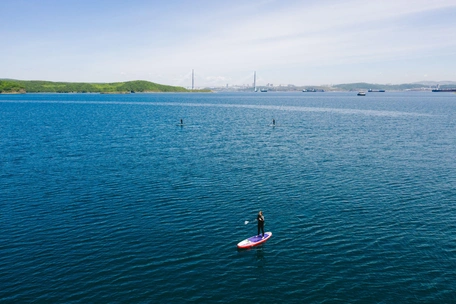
[245,219,264,225]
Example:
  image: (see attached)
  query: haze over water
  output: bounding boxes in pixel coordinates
[1,92,455,302]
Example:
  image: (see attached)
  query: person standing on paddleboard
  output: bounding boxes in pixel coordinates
[257,211,265,238]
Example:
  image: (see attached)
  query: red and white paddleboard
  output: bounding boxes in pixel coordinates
[237,232,272,249]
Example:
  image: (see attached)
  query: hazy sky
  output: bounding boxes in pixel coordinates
[2,0,456,87]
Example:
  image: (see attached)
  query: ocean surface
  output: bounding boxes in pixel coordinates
[1,91,456,303]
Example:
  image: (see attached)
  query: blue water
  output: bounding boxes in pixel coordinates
[1,92,456,303]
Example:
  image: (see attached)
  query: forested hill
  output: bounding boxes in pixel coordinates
[0,80,26,93]
[0,80,209,93]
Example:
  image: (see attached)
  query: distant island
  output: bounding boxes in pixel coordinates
[0,79,210,94]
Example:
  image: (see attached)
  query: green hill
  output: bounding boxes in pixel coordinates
[0,80,26,93]
[0,80,210,93]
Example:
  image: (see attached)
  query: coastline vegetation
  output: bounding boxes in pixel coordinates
[0,80,210,93]
[0,80,26,93]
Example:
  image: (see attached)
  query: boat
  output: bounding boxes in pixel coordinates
[432,89,456,92]
[357,92,366,96]
[260,88,268,92]
[368,89,385,92]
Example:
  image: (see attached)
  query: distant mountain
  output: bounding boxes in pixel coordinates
[413,81,456,86]
[0,79,210,93]
[332,82,428,91]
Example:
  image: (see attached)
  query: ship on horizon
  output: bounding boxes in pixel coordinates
[432,89,456,92]
[431,84,456,92]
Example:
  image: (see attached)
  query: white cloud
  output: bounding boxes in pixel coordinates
[2,0,456,85]
[128,0,455,85]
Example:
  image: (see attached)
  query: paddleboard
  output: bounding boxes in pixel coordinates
[237,232,272,249]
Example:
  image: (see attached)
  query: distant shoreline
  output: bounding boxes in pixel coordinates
[2,79,455,94]
[0,91,211,94]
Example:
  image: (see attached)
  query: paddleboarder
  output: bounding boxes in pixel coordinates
[257,211,265,238]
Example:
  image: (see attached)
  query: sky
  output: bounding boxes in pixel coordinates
[1,0,456,87]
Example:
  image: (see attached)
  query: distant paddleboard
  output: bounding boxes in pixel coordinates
[177,123,184,126]
[237,232,272,249]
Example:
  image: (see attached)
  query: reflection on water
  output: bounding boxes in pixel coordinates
[254,246,265,268]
